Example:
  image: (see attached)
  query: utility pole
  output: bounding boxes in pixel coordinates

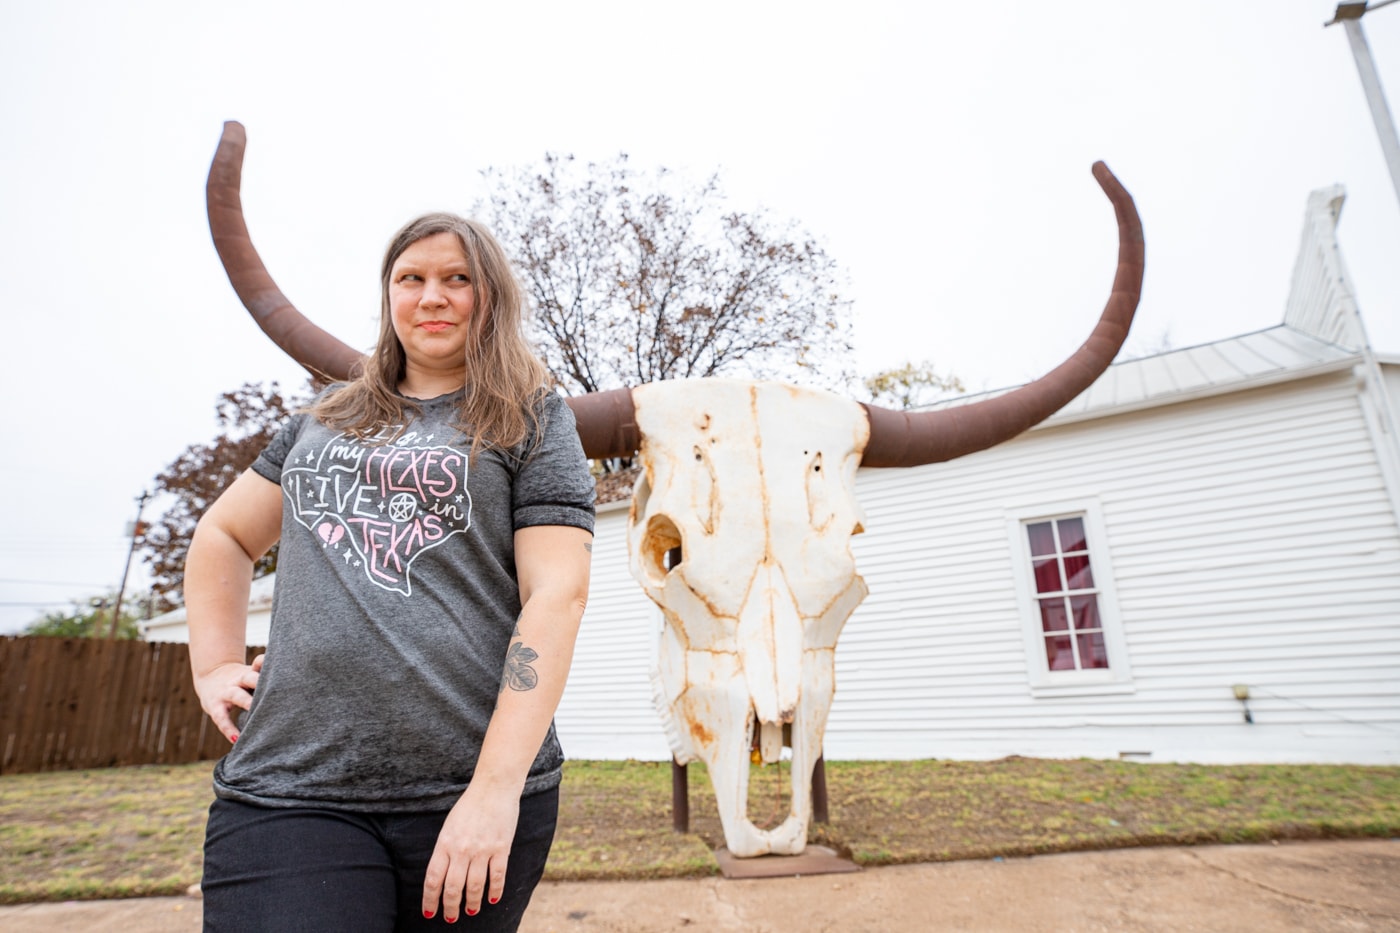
[108,490,151,640]
[1328,1,1400,211]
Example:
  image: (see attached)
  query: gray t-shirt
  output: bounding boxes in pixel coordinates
[212,389,595,811]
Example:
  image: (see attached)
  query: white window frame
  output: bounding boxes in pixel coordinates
[1006,498,1133,698]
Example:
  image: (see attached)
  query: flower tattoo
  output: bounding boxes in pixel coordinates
[503,641,540,692]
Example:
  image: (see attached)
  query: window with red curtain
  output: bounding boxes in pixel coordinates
[1025,515,1109,671]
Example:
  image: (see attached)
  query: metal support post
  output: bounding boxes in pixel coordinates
[108,490,150,640]
[1330,1,1400,211]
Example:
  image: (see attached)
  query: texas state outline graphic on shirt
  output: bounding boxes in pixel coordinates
[281,424,472,596]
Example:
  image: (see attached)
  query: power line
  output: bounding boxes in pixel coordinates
[0,574,114,582]
[0,601,82,608]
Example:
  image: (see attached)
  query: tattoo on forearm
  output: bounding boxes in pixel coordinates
[502,641,540,692]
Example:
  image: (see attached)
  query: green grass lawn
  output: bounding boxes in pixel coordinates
[2,757,1398,903]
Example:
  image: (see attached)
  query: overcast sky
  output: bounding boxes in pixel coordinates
[2,0,1397,634]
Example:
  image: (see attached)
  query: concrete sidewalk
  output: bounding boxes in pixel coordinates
[1,839,1396,932]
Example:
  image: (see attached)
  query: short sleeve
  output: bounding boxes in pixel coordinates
[251,411,309,485]
[511,393,596,533]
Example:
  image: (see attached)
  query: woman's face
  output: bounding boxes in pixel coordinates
[388,232,477,392]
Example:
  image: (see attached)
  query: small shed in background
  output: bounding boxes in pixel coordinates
[141,572,275,646]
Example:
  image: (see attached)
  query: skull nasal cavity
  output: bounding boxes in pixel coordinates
[642,514,683,584]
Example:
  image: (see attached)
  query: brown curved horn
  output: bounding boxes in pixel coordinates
[565,388,640,460]
[209,122,638,459]
[859,161,1144,468]
[207,121,364,382]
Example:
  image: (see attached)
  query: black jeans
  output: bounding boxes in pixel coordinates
[202,786,558,932]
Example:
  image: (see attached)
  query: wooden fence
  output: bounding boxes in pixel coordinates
[0,636,261,775]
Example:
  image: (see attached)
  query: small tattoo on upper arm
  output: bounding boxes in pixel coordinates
[584,541,593,553]
[502,642,540,692]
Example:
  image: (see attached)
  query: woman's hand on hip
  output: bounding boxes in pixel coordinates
[422,783,520,922]
[191,653,263,743]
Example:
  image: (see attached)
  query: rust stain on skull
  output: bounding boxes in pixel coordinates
[688,716,715,747]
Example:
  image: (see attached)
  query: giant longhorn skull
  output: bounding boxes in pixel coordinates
[206,122,1144,857]
[631,380,871,854]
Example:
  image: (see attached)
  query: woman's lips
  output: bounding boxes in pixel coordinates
[419,321,452,333]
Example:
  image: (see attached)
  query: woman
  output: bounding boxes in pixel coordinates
[186,213,595,931]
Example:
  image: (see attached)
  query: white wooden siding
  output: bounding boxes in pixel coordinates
[563,371,1400,765]
[553,501,672,760]
[830,370,1400,764]
[1385,363,1400,410]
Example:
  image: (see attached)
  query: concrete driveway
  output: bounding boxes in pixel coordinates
[1,839,1396,932]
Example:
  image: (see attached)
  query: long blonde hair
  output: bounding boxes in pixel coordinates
[310,213,549,459]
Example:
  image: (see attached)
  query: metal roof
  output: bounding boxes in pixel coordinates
[928,325,1363,427]
[927,183,1374,428]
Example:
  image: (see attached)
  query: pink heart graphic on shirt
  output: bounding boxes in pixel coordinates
[317,522,344,546]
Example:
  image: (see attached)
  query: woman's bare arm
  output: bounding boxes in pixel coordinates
[185,468,284,742]
[422,523,592,923]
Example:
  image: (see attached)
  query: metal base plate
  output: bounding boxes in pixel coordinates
[714,844,860,879]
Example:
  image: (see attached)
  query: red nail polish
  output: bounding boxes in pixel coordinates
[423,909,434,919]
[489,897,499,905]
[446,915,457,924]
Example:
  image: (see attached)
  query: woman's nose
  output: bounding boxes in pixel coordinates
[421,279,448,307]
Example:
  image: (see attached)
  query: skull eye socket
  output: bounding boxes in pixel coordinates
[640,513,683,587]
[805,451,835,533]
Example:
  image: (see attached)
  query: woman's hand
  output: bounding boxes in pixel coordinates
[419,524,591,922]
[192,653,264,743]
[421,783,520,922]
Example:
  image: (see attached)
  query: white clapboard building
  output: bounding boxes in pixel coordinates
[147,186,1400,765]
[555,184,1400,767]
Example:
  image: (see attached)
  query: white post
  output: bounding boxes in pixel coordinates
[1333,2,1400,211]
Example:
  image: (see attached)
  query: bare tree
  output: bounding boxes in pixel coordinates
[863,360,965,410]
[480,154,854,397]
[142,382,306,604]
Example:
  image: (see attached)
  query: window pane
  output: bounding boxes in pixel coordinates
[1070,594,1100,631]
[1038,598,1068,632]
[1063,554,1095,590]
[1025,511,1116,678]
[1077,630,1109,669]
[1058,517,1087,553]
[1033,558,1062,593]
[1045,634,1075,670]
[1027,522,1056,557]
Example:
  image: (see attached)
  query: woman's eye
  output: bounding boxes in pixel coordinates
[399,273,422,283]
[450,274,471,283]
